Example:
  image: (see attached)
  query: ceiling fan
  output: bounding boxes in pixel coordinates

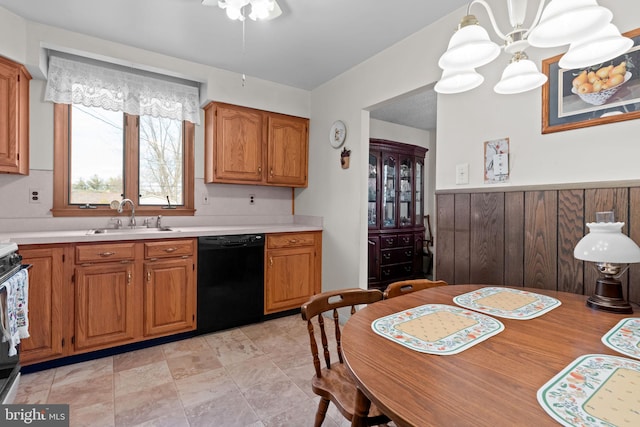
[202,0,283,21]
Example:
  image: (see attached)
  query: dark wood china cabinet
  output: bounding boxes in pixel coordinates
[368,139,427,290]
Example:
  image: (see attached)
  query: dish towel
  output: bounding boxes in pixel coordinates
[1,268,30,356]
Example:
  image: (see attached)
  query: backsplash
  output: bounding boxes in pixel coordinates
[0,170,299,232]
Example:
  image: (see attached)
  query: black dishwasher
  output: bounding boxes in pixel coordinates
[196,234,264,334]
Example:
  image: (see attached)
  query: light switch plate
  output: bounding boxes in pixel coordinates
[455,164,469,185]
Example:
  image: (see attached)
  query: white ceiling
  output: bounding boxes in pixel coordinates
[0,0,466,130]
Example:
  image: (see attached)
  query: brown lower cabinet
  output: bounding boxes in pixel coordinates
[264,231,322,315]
[18,238,196,366]
[18,246,68,365]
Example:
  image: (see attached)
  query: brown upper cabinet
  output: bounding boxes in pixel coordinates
[0,56,31,175]
[204,102,309,187]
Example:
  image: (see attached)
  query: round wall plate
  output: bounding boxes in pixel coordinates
[329,120,347,148]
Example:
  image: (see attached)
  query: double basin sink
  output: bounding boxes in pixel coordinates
[86,226,179,235]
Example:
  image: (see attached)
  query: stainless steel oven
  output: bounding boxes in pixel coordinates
[0,242,28,404]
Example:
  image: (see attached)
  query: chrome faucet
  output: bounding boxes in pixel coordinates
[117,198,136,228]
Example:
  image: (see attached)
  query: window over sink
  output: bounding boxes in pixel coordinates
[46,52,198,217]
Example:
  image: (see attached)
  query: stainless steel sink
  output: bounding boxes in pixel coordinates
[86,226,178,235]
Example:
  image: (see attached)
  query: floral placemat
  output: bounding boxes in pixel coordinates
[371,304,504,355]
[453,287,561,320]
[537,354,640,427]
[602,318,640,360]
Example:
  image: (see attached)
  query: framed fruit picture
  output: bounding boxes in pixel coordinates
[541,27,640,134]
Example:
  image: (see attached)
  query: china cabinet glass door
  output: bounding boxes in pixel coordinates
[368,153,379,228]
[399,156,413,227]
[382,153,397,228]
[415,159,424,225]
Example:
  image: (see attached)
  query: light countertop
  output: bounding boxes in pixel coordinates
[1,224,323,245]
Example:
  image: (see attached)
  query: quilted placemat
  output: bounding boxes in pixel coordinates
[602,318,640,360]
[453,287,561,320]
[537,354,640,427]
[371,304,504,355]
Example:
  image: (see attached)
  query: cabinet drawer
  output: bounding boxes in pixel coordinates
[398,234,414,247]
[267,233,315,249]
[145,239,194,259]
[380,235,397,249]
[380,247,414,265]
[76,243,136,263]
[380,263,413,281]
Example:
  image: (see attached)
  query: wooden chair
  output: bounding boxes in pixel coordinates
[301,288,390,427]
[383,278,448,299]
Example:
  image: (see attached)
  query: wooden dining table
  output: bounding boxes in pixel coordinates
[341,284,634,427]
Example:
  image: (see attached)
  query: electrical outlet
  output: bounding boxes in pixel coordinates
[249,194,255,205]
[202,193,209,205]
[29,188,41,203]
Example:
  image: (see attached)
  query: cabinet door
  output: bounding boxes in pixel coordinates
[367,236,380,282]
[382,153,398,229]
[143,258,195,337]
[0,57,30,175]
[266,114,308,187]
[265,241,319,314]
[368,152,380,229]
[399,155,413,228]
[415,157,425,226]
[206,103,264,184]
[18,246,66,365]
[74,263,136,351]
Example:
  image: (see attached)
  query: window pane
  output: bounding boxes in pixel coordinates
[138,115,184,206]
[70,105,124,205]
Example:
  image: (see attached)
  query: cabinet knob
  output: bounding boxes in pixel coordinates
[127,271,132,284]
[383,253,391,260]
[289,239,297,244]
[270,168,273,176]
[164,247,177,253]
[147,271,151,282]
[99,251,115,257]
[258,166,262,173]
[269,256,273,267]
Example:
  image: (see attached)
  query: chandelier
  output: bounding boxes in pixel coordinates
[202,0,282,21]
[435,0,632,95]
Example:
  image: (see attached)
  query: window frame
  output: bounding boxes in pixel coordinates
[52,103,195,217]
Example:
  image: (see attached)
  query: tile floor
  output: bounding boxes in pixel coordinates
[15,314,354,427]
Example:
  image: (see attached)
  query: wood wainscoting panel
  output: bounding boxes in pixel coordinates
[470,193,504,285]
[435,194,455,284]
[454,194,471,284]
[504,192,525,286]
[436,184,640,303]
[524,191,558,290]
[558,189,584,294]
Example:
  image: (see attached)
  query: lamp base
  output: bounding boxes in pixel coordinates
[586,277,633,314]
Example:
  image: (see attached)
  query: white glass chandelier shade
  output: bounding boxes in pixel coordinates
[434,69,484,94]
[559,24,633,69]
[438,21,501,70]
[574,222,640,264]
[494,57,548,94]
[528,0,613,48]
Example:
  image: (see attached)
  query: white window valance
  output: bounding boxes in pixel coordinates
[45,54,201,124]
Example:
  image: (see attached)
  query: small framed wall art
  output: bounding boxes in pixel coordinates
[484,138,509,184]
